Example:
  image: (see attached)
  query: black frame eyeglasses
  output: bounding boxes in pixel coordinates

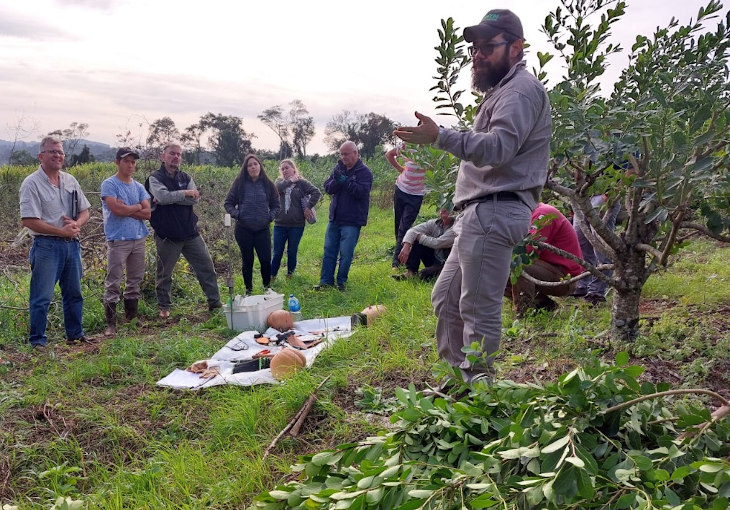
[468,41,509,58]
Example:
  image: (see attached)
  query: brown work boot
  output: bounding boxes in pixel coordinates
[124,299,139,322]
[104,302,117,337]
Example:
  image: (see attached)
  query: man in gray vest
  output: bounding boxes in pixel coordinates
[395,9,552,383]
[146,143,222,318]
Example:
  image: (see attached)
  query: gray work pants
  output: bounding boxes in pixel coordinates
[154,233,220,310]
[104,238,147,304]
[432,199,531,376]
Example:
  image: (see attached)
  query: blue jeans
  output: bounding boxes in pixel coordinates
[573,197,621,297]
[319,223,361,287]
[271,226,305,277]
[28,237,85,346]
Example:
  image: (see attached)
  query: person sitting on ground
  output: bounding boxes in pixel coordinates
[505,202,583,316]
[393,208,456,281]
[571,193,621,305]
[271,159,321,280]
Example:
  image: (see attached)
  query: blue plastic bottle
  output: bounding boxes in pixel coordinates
[288,294,302,322]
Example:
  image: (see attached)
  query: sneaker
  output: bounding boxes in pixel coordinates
[584,293,606,306]
[208,301,223,311]
[159,308,170,319]
[67,336,96,345]
[392,271,416,281]
[31,343,47,352]
[337,284,346,292]
[535,296,558,312]
[313,283,333,291]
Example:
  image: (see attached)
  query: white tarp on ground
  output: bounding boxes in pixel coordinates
[156,316,353,390]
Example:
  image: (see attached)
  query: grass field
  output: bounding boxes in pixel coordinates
[0,162,728,509]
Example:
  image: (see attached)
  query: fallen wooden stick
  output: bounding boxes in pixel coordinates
[263,375,331,460]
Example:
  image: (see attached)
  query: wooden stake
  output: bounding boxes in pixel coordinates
[263,375,330,460]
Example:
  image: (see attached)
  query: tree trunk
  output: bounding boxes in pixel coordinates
[610,251,649,341]
[611,286,642,341]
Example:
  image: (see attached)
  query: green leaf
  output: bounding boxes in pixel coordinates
[566,456,585,468]
[630,455,653,471]
[671,466,692,481]
[408,489,434,498]
[542,434,571,454]
[615,351,630,366]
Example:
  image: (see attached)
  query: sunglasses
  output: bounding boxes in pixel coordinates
[467,41,509,58]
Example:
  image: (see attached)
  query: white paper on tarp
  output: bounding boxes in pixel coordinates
[156,316,353,390]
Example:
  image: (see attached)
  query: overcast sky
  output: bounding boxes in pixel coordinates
[0,0,724,156]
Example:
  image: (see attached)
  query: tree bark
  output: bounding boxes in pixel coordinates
[611,286,642,341]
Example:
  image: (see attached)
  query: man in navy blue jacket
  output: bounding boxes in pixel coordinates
[316,141,373,291]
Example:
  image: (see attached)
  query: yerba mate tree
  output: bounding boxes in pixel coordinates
[427,0,730,341]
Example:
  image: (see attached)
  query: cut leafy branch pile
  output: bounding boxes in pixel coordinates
[250,354,730,509]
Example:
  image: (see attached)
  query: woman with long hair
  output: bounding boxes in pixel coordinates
[224,154,280,295]
[271,159,321,279]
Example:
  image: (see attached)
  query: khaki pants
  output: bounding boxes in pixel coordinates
[104,238,147,304]
[432,199,532,376]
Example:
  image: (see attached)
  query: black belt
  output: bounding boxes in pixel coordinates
[35,235,79,242]
[456,191,520,211]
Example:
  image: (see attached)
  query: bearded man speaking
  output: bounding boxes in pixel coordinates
[394,9,552,383]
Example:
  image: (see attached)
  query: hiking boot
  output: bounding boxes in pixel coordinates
[104,302,117,337]
[208,301,223,311]
[313,283,333,291]
[123,298,139,321]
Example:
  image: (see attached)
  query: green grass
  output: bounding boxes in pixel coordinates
[0,163,728,509]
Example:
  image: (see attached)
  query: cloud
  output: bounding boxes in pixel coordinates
[53,0,119,10]
[0,8,76,41]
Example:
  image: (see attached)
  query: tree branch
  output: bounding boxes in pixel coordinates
[604,389,730,415]
[531,241,616,287]
[680,222,730,243]
[634,243,664,260]
[520,264,614,288]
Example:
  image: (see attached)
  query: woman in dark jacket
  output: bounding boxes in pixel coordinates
[271,159,321,279]
[224,154,280,294]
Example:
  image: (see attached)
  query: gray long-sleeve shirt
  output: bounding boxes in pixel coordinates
[436,61,551,211]
[403,217,456,264]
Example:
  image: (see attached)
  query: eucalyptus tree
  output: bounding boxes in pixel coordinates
[425,1,730,340]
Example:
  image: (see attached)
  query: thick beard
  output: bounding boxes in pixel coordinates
[471,53,512,93]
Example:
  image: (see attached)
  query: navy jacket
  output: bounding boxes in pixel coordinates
[324,159,373,227]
